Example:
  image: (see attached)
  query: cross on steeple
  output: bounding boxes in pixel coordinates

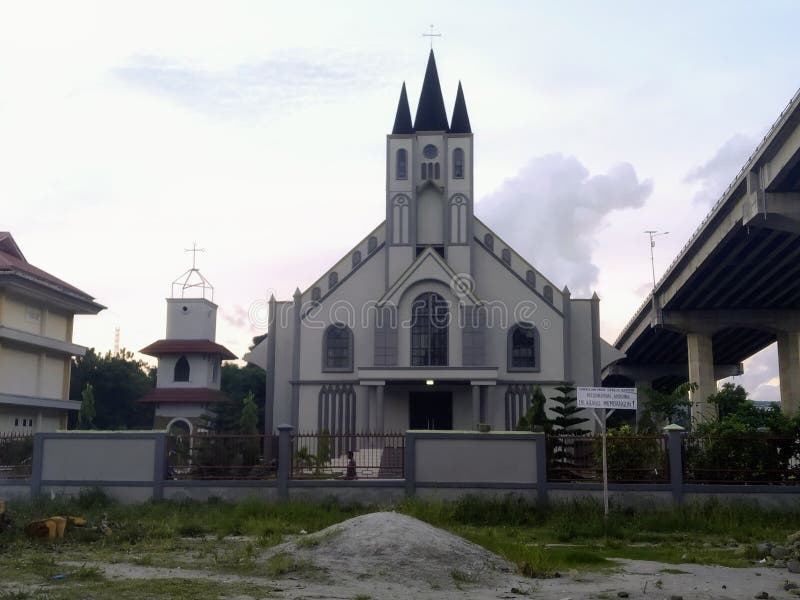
[422,25,441,50]
[184,242,205,270]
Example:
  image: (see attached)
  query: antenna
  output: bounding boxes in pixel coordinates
[171,242,215,301]
[113,326,120,356]
[645,230,669,290]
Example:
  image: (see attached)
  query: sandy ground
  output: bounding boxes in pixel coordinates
[20,513,800,599]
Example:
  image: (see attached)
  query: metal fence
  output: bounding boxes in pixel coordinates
[0,433,34,479]
[547,434,670,483]
[292,432,405,479]
[166,434,277,480]
[684,435,800,485]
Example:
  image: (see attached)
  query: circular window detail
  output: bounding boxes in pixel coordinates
[423,144,438,159]
[182,306,189,312]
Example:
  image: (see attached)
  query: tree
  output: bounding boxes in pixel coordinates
[637,382,695,432]
[76,383,96,429]
[709,383,749,420]
[516,386,552,433]
[201,364,266,433]
[69,349,154,430]
[239,391,258,435]
[549,384,590,434]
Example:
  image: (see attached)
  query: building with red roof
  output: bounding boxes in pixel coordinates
[0,233,104,433]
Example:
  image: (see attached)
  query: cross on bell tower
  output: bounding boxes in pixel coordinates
[422,25,441,50]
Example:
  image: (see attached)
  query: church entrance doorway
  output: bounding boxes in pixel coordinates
[409,392,453,430]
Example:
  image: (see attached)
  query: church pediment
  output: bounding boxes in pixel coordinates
[377,247,481,307]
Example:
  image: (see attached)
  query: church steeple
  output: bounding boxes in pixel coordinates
[413,50,449,132]
[392,82,414,134]
[449,81,472,134]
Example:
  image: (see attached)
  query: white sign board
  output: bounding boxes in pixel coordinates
[576,387,637,410]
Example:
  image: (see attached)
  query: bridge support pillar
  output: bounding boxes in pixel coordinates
[686,332,717,424]
[778,331,800,416]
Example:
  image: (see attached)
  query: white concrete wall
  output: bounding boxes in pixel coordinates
[413,434,538,484]
[156,353,216,389]
[165,298,217,340]
[40,436,157,482]
[2,295,42,335]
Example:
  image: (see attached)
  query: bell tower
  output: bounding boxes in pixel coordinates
[385,50,474,288]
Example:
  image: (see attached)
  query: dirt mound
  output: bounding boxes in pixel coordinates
[271,511,513,587]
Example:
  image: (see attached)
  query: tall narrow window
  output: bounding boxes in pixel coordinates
[453,148,464,178]
[434,162,440,179]
[174,355,190,382]
[508,324,538,370]
[396,149,407,179]
[323,324,353,371]
[411,292,448,366]
[544,285,554,304]
[421,163,427,179]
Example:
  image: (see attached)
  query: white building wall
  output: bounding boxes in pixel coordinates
[0,345,38,396]
[41,355,65,400]
[165,298,217,340]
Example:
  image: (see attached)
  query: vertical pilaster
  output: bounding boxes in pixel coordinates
[778,331,800,416]
[376,384,385,433]
[471,385,480,428]
[291,289,302,428]
[686,332,716,424]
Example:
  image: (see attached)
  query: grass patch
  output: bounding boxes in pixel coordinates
[2,493,799,585]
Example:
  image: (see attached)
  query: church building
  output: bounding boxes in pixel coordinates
[264,51,622,435]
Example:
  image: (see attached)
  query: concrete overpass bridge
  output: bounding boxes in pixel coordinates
[609,87,800,420]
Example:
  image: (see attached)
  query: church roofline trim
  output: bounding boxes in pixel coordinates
[301,221,387,299]
[301,239,387,321]
[473,234,564,318]
[473,216,563,293]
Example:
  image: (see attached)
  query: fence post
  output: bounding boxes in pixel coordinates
[152,433,166,502]
[405,432,416,497]
[535,434,548,506]
[30,433,44,498]
[277,424,294,500]
[663,424,685,505]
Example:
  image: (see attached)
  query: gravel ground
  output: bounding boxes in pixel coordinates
[17,512,800,599]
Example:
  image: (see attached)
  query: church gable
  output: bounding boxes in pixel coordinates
[378,246,480,308]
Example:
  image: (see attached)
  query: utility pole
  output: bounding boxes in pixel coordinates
[645,230,669,290]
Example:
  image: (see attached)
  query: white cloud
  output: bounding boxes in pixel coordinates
[477,154,653,296]
[684,133,755,207]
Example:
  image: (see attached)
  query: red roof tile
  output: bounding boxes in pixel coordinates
[138,387,230,404]
[0,233,102,309]
[140,339,237,360]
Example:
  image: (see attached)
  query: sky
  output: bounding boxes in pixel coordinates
[1,1,798,400]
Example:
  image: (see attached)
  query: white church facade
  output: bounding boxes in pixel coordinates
[263,52,622,435]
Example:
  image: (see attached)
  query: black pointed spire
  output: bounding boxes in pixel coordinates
[449,81,472,134]
[392,82,414,134]
[413,50,449,132]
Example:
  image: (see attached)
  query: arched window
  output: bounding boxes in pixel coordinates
[174,355,190,382]
[453,148,465,179]
[544,285,554,304]
[352,250,362,268]
[483,233,494,251]
[434,162,440,179]
[526,270,536,287]
[368,236,378,253]
[323,324,353,371]
[328,271,338,289]
[502,248,512,265]
[396,149,407,180]
[508,323,539,371]
[411,292,448,366]
[421,163,427,179]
